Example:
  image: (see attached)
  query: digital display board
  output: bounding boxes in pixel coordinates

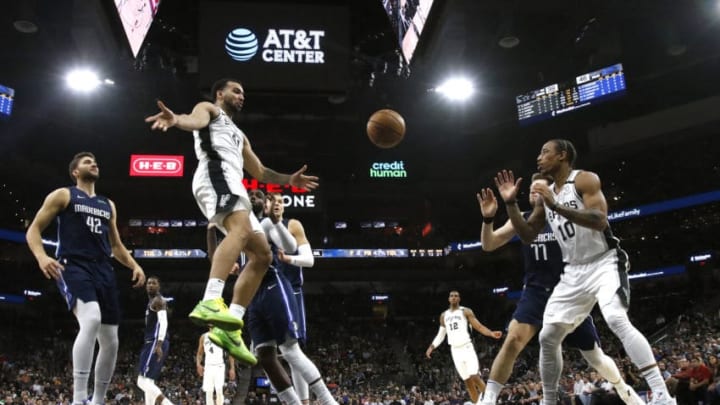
[0,84,15,117]
[313,248,409,258]
[199,2,349,92]
[134,249,207,259]
[312,248,445,259]
[382,0,436,64]
[516,63,626,124]
[114,0,161,58]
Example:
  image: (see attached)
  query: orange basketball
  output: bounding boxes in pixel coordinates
[367,109,406,149]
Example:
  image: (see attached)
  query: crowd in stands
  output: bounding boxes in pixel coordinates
[2,282,719,405]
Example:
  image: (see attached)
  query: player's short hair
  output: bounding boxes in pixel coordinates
[211,78,242,101]
[148,275,161,284]
[531,172,553,184]
[549,139,577,167]
[68,152,96,182]
[449,290,461,297]
[266,192,282,201]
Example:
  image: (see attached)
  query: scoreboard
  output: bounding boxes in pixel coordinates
[516,63,626,124]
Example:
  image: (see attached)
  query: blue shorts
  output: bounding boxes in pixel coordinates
[56,256,120,325]
[138,338,170,380]
[293,288,307,340]
[247,270,302,347]
[513,285,600,350]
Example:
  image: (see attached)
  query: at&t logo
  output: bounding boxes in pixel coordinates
[225,27,326,64]
[225,28,259,61]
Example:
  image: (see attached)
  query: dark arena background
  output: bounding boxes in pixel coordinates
[1,1,719,405]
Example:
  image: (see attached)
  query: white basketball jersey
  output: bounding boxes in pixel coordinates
[203,334,225,367]
[545,170,618,264]
[193,109,246,180]
[443,307,472,347]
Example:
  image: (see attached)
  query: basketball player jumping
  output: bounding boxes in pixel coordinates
[495,139,676,405]
[426,290,503,403]
[476,173,643,405]
[26,152,146,405]
[145,78,319,365]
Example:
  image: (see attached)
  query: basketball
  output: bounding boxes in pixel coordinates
[367,109,406,149]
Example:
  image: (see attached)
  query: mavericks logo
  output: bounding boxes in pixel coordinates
[225,27,326,64]
[370,161,407,178]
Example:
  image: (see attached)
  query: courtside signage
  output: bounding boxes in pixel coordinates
[129,154,184,177]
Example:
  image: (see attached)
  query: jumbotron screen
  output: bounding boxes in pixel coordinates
[516,63,626,124]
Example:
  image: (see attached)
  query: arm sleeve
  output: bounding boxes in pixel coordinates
[285,244,314,268]
[259,218,298,252]
[157,310,168,341]
[431,326,447,349]
[271,222,298,252]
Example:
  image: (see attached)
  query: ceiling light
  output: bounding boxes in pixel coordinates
[66,69,101,93]
[435,78,475,101]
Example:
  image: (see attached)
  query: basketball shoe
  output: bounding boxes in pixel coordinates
[209,327,257,366]
[189,298,243,331]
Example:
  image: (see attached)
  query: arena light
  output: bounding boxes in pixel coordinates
[65,68,101,93]
[434,77,475,101]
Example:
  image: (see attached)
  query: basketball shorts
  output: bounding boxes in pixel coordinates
[293,289,307,340]
[202,364,226,393]
[247,270,302,349]
[544,249,629,327]
[56,256,120,325]
[512,285,600,350]
[138,338,170,380]
[192,161,262,235]
[450,341,480,380]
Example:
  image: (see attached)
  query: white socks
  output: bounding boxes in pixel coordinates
[72,300,102,405]
[277,387,302,405]
[91,324,119,404]
[229,303,246,320]
[203,278,226,301]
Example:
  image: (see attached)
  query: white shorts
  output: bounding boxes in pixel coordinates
[202,364,225,393]
[192,162,262,235]
[450,342,480,380]
[543,249,627,327]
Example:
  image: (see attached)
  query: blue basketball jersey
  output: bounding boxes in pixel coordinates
[56,187,112,259]
[521,213,564,289]
[277,219,304,289]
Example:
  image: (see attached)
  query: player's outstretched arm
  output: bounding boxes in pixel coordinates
[145,100,216,132]
[108,200,145,288]
[465,308,503,339]
[242,138,319,191]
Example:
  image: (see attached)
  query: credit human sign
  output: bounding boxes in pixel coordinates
[369,161,407,178]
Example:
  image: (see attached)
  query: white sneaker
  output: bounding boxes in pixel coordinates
[616,386,645,405]
[648,392,677,405]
